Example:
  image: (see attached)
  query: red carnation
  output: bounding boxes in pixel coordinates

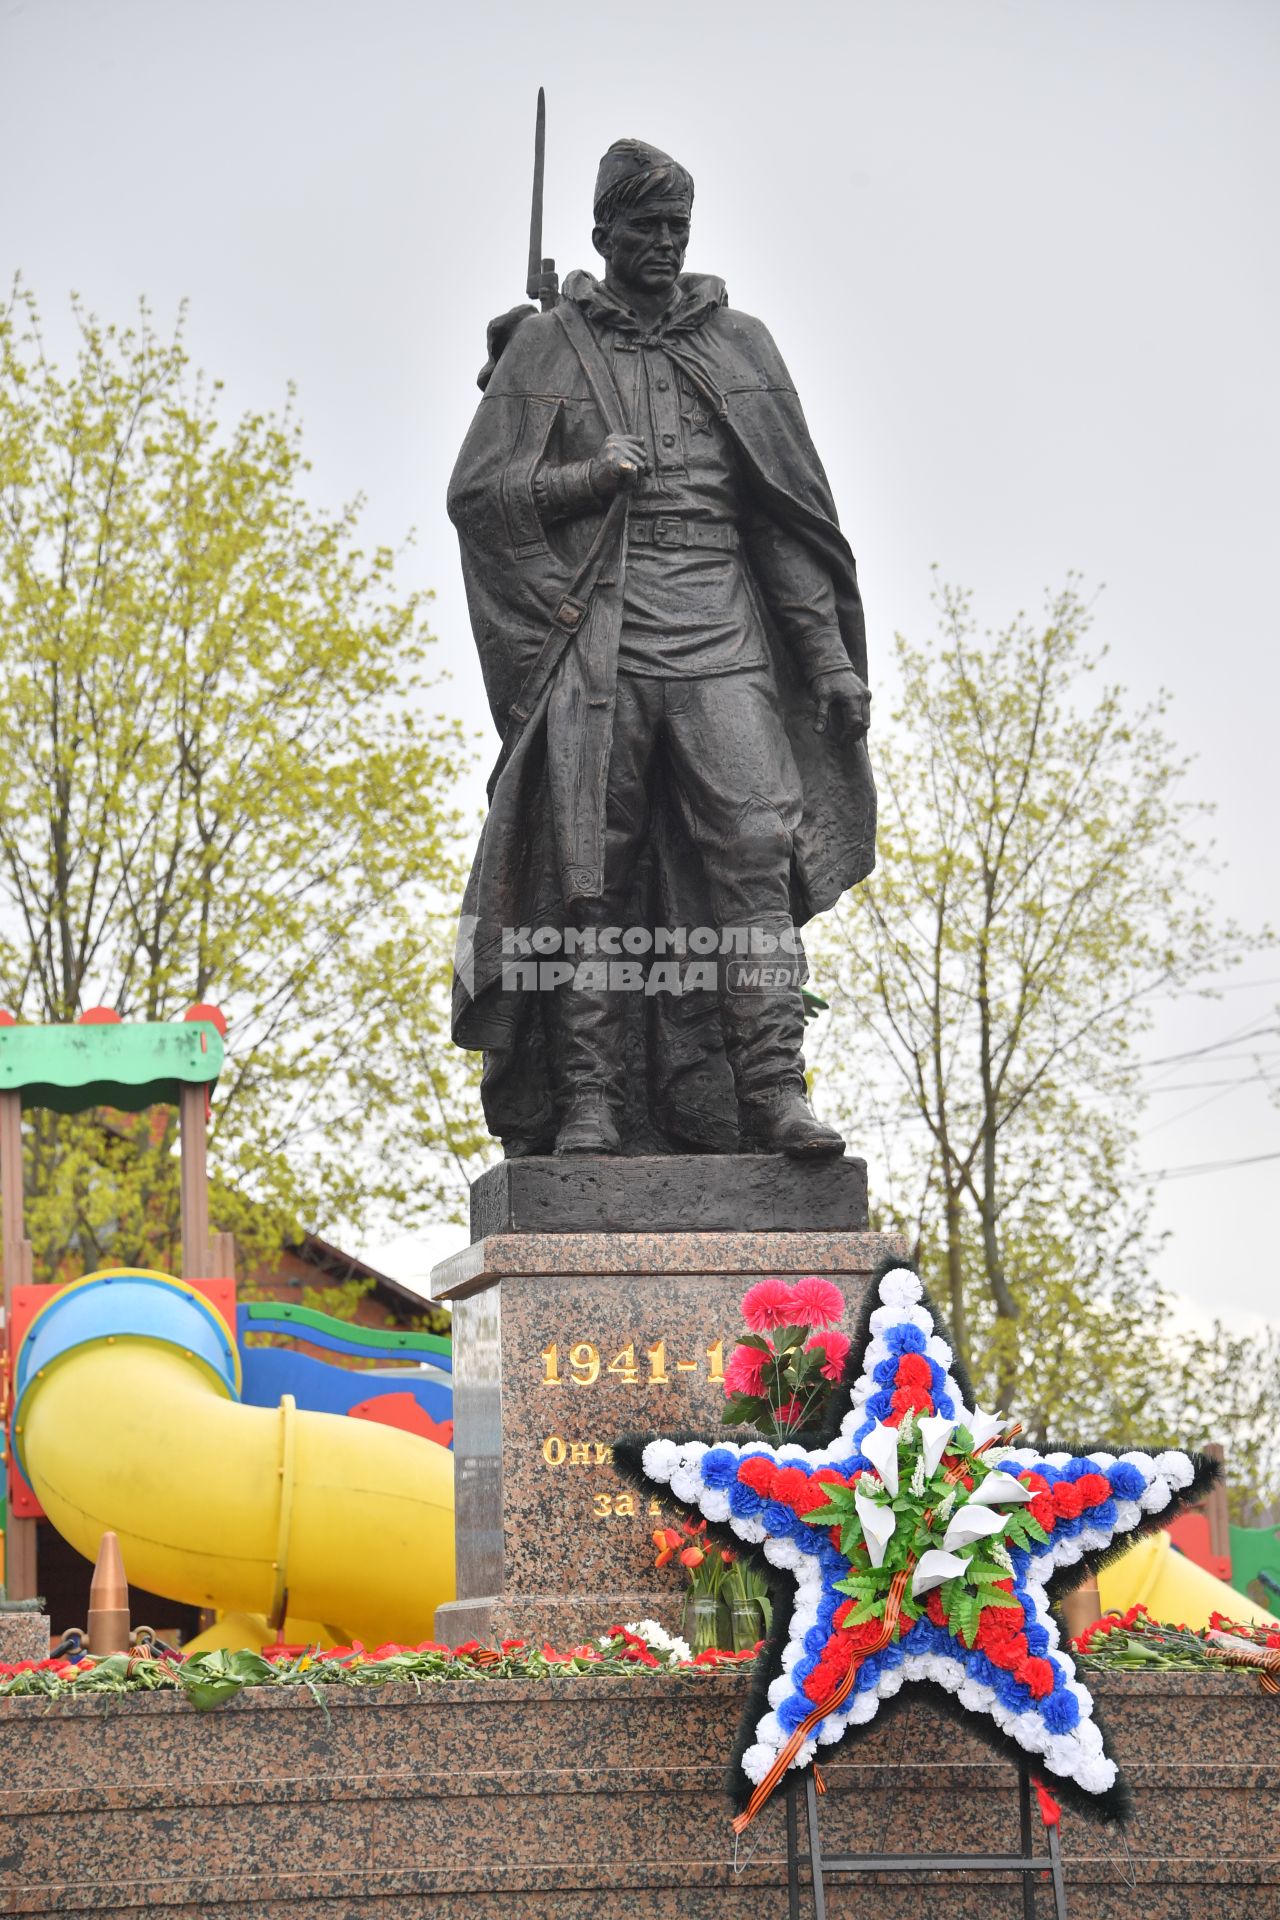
[1075,1472,1112,1509]
[1052,1482,1085,1520]
[1030,1493,1056,1533]
[789,1275,846,1330]
[806,1329,851,1383]
[1016,1655,1055,1699]
[738,1456,776,1495]
[723,1342,770,1397]
[740,1277,797,1332]
[805,1658,844,1706]
[986,1632,1030,1672]
[790,1477,838,1516]
[976,1602,1026,1648]
[895,1352,933,1390]
[891,1384,932,1420]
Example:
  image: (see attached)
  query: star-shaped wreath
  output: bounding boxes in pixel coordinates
[616,1259,1219,1829]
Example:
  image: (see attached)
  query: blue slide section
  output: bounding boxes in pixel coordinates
[239,1345,454,1441]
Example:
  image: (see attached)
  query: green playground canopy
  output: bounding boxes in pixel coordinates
[0,1023,224,1114]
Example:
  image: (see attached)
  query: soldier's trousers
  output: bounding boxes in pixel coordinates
[557,667,807,1110]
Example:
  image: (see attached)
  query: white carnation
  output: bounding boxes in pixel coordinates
[741,1742,774,1785]
[641,1439,680,1481]
[702,1490,731,1523]
[1139,1477,1172,1514]
[1154,1450,1195,1491]
[669,1467,701,1503]
[879,1269,923,1310]
[1119,1450,1155,1478]
[763,1536,802,1569]
[766,1677,790,1708]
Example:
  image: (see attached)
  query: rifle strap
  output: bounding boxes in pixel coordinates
[551,298,629,436]
[488,301,631,797]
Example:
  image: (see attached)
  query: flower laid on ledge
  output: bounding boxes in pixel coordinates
[1074,1603,1280,1679]
[620,1259,1222,1829]
[0,1622,762,1710]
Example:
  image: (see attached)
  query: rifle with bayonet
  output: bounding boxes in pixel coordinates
[477,88,558,388]
[527,86,559,311]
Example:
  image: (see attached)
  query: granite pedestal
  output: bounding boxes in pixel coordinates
[434,1154,903,1646]
[2,1671,1274,1916]
[0,1605,49,1664]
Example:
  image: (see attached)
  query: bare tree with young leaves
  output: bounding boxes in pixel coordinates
[0,286,491,1282]
[808,579,1266,1436]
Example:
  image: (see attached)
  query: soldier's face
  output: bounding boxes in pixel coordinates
[596,204,691,294]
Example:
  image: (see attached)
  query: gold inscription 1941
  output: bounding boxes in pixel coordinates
[539,1340,724,1388]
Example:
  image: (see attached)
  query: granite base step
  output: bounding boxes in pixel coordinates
[1,1671,1274,1916]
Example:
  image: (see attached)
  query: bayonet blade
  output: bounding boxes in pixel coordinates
[527,87,546,302]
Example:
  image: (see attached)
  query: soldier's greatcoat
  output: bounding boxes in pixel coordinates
[447,272,875,1150]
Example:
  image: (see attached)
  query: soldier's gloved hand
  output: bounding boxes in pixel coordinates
[589,433,649,498]
[811,665,871,737]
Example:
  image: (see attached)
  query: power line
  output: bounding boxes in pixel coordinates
[1139,1023,1279,1073]
[1151,1149,1280,1181]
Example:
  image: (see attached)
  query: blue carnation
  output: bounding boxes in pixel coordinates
[880,1641,905,1671]
[934,1391,956,1419]
[993,1669,1031,1712]
[701,1448,737,1491]
[778,1691,813,1734]
[855,1654,882,1691]
[1023,1622,1050,1657]
[1108,1462,1145,1502]
[873,1356,900,1387]
[884,1323,928,1357]
[864,1390,895,1423]
[1089,1498,1117,1533]
[760,1500,799,1537]
[1041,1686,1081,1733]
[729,1480,764,1520]
[1060,1458,1092,1483]
[966,1649,996,1688]
[804,1625,829,1657]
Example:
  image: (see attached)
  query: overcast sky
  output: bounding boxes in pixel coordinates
[3,0,1277,1321]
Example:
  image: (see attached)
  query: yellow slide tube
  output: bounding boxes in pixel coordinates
[1098,1527,1279,1630]
[17,1273,454,1648]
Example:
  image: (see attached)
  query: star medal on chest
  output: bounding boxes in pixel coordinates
[617,1259,1219,1830]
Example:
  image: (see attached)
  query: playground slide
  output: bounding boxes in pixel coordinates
[12,1270,455,1648]
[1098,1524,1278,1631]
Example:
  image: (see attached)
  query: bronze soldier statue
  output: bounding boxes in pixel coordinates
[448,135,874,1161]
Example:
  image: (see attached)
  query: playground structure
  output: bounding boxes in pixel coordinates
[1,1010,455,1647]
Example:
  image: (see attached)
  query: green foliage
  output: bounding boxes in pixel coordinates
[808,578,1276,1503]
[0,286,494,1281]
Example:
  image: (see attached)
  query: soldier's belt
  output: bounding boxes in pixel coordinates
[627,516,740,552]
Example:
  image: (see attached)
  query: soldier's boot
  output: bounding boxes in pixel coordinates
[741,1080,846,1159]
[554,976,625,1156]
[721,958,845,1160]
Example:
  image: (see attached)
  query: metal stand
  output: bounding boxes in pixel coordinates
[785,1762,1067,1919]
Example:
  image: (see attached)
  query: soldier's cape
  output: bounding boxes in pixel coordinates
[447,271,876,1151]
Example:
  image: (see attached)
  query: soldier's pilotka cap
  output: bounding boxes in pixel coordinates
[593,139,695,224]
